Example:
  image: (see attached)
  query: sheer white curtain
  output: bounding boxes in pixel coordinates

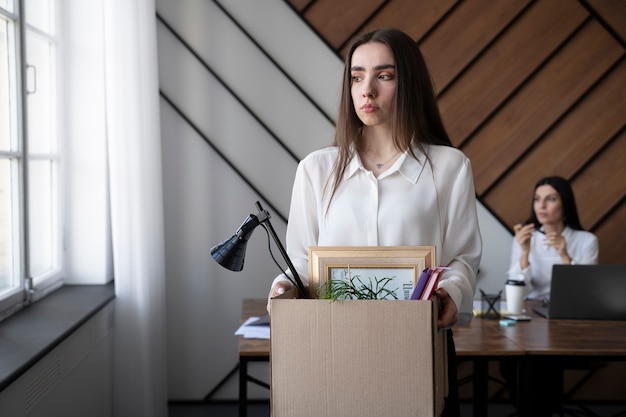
[102,0,168,416]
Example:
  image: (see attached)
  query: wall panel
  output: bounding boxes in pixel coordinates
[484,59,626,228]
[468,19,623,194]
[594,198,626,265]
[438,0,589,146]
[573,131,626,230]
[304,0,385,49]
[586,0,626,42]
[363,0,456,43]
[420,0,530,91]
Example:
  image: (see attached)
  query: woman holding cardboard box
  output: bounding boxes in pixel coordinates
[268,28,482,416]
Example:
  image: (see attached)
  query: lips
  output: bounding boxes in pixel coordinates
[361,104,378,112]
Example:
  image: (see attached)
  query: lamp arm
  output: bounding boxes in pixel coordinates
[254,202,309,298]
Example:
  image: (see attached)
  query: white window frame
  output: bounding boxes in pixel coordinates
[0,0,63,322]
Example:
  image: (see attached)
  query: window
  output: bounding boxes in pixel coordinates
[0,0,61,321]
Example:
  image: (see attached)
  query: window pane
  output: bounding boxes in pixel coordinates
[25,0,54,34]
[28,158,57,278]
[26,29,55,154]
[0,158,19,292]
[0,16,18,151]
[0,1,15,14]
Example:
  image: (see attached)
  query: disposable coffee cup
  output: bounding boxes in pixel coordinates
[505,280,526,315]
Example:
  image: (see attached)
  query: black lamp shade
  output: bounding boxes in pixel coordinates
[210,235,248,271]
[210,214,260,271]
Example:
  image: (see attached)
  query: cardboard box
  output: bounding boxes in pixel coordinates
[270,294,447,417]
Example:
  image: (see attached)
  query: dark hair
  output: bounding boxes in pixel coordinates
[327,28,452,204]
[526,176,584,230]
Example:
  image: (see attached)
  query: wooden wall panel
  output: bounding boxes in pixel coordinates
[303,0,385,49]
[362,0,456,43]
[467,20,624,195]
[287,0,311,12]
[337,0,457,57]
[594,200,626,265]
[483,60,626,227]
[286,0,626,264]
[420,0,530,92]
[438,0,588,146]
[572,131,626,230]
[586,0,626,42]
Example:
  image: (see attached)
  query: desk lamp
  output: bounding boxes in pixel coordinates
[210,201,308,298]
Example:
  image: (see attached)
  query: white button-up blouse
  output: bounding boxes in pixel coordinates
[272,143,483,324]
[507,226,599,301]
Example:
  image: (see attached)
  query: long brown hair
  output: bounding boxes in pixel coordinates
[525,176,585,230]
[328,28,452,204]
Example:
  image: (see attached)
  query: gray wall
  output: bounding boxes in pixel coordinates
[0,306,113,416]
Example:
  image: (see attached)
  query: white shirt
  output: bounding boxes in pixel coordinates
[273,144,483,325]
[507,226,599,300]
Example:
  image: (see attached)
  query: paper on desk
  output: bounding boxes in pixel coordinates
[235,316,270,339]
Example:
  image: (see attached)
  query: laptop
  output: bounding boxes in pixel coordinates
[533,264,626,320]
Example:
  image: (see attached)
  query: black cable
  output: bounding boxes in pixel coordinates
[261,226,300,292]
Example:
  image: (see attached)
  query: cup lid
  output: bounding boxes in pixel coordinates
[506,280,525,286]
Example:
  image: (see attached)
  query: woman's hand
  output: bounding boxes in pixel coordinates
[543,231,571,263]
[513,222,534,251]
[434,288,458,328]
[266,281,293,313]
[513,222,534,269]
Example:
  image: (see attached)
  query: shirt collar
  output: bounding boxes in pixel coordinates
[561,226,573,237]
[344,145,428,183]
[539,225,572,235]
[397,147,427,183]
[344,150,361,179]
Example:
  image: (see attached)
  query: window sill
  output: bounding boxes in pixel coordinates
[0,283,115,392]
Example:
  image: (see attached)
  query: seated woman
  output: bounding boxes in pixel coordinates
[503,175,599,415]
[507,175,598,302]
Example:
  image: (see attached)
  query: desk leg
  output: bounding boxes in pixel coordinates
[474,359,488,417]
[239,358,248,417]
[516,357,527,417]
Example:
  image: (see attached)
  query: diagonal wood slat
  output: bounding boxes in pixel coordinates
[572,130,626,234]
[467,19,624,195]
[303,0,385,49]
[287,0,311,12]
[362,0,457,44]
[420,0,531,92]
[593,196,626,265]
[338,0,458,57]
[438,0,589,147]
[585,0,626,44]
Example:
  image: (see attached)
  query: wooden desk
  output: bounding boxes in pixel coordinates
[499,316,626,357]
[452,318,525,417]
[238,299,270,417]
[238,299,626,417]
[495,301,626,415]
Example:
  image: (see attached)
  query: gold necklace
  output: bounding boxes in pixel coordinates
[362,150,401,169]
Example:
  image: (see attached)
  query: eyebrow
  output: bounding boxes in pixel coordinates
[350,64,396,72]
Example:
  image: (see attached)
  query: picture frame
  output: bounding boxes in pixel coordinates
[308,246,436,299]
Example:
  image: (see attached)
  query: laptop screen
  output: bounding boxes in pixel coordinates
[545,264,626,320]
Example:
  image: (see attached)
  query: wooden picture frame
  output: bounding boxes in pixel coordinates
[308,246,436,299]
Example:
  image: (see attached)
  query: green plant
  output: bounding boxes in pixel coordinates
[317,274,398,301]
